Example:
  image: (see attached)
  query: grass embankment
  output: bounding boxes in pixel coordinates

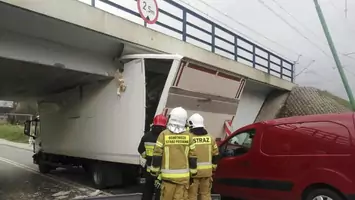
[0,124,28,143]
[319,90,352,109]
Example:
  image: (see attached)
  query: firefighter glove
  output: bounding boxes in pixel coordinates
[154,174,162,189]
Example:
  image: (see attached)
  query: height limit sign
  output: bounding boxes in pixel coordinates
[137,0,159,24]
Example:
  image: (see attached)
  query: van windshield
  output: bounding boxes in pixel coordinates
[229,130,255,148]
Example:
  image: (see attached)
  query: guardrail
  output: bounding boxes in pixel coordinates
[89,0,294,82]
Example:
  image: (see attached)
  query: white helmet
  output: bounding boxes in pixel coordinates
[167,107,188,133]
[188,113,204,129]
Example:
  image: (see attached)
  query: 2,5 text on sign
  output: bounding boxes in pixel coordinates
[137,0,159,24]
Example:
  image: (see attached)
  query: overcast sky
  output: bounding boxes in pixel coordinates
[177,0,355,100]
[190,0,355,99]
[80,0,355,99]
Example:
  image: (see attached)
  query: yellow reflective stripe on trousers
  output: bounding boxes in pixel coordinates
[197,162,213,170]
[161,169,190,179]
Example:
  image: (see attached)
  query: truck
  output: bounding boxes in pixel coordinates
[23,54,245,189]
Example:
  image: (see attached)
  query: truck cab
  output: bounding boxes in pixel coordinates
[213,112,355,200]
[24,115,41,154]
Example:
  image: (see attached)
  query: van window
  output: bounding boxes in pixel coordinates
[292,121,351,155]
[222,129,255,157]
[261,124,296,155]
[261,122,351,156]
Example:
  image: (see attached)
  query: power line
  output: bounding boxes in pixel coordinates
[259,0,355,78]
[344,67,355,77]
[256,0,332,59]
[271,0,355,62]
[180,0,354,81]
[327,0,348,18]
[294,60,316,77]
[326,0,355,33]
[175,0,302,61]
[270,0,329,47]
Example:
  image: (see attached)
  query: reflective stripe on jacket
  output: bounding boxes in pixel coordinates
[151,129,197,184]
[144,142,155,172]
[191,133,219,178]
[137,129,161,172]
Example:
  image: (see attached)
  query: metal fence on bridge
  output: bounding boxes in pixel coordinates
[87,0,294,82]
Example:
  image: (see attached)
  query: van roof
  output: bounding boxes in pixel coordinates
[261,112,354,126]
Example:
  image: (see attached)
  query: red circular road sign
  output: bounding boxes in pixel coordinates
[137,0,159,24]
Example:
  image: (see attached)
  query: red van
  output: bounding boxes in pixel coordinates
[213,112,355,200]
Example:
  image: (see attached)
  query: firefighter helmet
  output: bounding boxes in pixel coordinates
[153,114,168,127]
[167,107,188,133]
[188,113,204,128]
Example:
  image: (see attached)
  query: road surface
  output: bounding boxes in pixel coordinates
[0,143,143,199]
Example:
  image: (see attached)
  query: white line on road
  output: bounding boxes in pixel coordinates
[0,156,112,196]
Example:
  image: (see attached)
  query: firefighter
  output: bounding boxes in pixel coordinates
[138,114,168,200]
[187,113,219,200]
[150,107,198,200]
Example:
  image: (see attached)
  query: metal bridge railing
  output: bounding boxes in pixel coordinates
[88,0,294,82]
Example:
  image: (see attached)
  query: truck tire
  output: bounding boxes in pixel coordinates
[82,164,90,173]
[90,163,107,189]
[38,162,51,174]
[305,188,344,200]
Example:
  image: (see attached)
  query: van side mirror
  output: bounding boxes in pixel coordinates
[24,120,32,137]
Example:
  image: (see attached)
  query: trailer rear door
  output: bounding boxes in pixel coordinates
[163,61,246,139]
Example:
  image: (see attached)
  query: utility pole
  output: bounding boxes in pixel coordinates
[313,0,355,110]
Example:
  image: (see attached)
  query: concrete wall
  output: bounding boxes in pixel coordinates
[0,0,295,91]
[0,31,116,76]
[254,90,290,122]
[232,83,269,131]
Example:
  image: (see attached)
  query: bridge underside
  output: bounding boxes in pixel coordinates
[0,1,146,101]
[0,57,110,101]
[0,0,290,129]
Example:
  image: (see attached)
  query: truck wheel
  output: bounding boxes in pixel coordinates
[82,164,90,173]
[38,162,51,174]
[305,188,344,200]
[90,164,106,189]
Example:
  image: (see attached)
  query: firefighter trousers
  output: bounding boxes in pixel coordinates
[142,173,160,200]
[160,180,189,200]
[188,177,213,200]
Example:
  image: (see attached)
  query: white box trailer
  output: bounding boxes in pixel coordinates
[24,54,245,189]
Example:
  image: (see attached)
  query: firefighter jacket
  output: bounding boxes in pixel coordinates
[150,129,197,185]
[190,127,219,178]
[138,126,166,172]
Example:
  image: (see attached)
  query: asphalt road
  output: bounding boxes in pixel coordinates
[0,144,143,200]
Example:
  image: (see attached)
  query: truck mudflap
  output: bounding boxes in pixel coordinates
[79,193,221,200]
